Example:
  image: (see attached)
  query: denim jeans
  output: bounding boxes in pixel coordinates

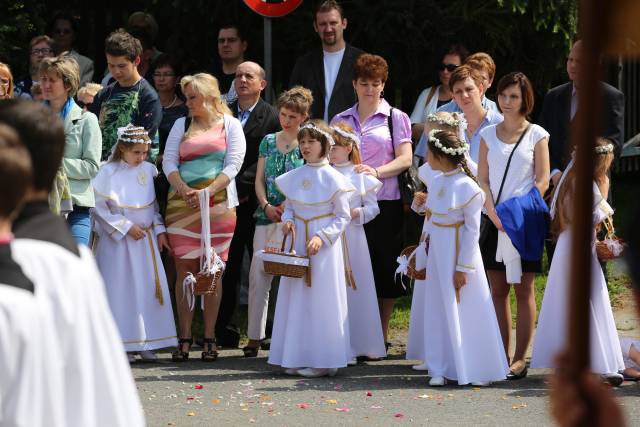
[67,205,91,246]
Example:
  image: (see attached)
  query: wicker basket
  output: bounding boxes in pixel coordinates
[194,269,223,296]
[596,217,626,261]
[262,228,310,279]
[399,244,426,280]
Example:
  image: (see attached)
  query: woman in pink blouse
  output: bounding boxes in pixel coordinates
[331,54,412,350]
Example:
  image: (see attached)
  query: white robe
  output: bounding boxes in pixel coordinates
[12,239,145,427]
[333,162,386,358]
[406,168,509,384]
[531,183,625,374]
[0,284,64,427]
[268,160,356,369]
[93,160,177,352]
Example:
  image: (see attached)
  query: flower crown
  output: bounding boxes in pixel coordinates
[595,144,614,154]
[117,124,151,144]
[300,122,335,146]
[426,113,468,132]
[331,126,360,147]
[428,129,469,156]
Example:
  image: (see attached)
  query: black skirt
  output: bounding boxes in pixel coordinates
[480,222,542,273]
[364,199,407,298]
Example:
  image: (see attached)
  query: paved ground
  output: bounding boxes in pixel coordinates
[133,341,640,426]
[134,279,640,426]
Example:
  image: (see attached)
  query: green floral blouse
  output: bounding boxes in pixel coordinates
[254,133,304,225]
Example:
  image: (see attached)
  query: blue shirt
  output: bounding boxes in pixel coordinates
[414,107,503,163]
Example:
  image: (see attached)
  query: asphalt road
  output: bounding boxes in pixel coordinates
[132,346,640,427]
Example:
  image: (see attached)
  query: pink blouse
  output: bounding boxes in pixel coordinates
[331,99,412,201]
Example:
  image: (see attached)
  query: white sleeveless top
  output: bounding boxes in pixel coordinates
[480,123,549,203]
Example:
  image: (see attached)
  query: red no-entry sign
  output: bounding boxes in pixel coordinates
[243,0,303,17]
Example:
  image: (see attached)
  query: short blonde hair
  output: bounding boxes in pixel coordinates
[77,82,103,98]
[180,73,232,118]
[39,54,80,97]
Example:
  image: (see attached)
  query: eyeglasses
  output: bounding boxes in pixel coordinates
[54,28,72,35]
[437,63,459,72]
[153,72,176,78]
[31,48,54,56]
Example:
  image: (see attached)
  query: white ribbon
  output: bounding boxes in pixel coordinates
[549,156,575,219]
[395,245,421,290]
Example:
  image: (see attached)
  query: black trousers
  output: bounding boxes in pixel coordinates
[216,200,255,342]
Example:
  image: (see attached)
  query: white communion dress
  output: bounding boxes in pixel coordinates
[268,160,356,369]
[333,162,386,359]
[406,167,508,384]
[93,160,177,352]
[531,183,624,374]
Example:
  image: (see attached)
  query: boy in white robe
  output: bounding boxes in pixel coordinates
[0,124,64,427]
[1,100,145,427]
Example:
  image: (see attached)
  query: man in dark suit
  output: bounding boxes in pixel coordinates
[216,61,280,347]
[289,0,364,122]
[539,40,624,189]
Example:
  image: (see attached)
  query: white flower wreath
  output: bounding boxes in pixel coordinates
[426,113,468,132]
[595,144,615,154]
[300,122,335,146]
[428,129,470,156]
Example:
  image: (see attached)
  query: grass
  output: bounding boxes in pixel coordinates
[389,262,631,332]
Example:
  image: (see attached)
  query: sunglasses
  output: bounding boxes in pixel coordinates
[76,100,92,109]
[437,63,459,72]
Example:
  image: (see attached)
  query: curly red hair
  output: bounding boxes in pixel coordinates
[353,54,388,82]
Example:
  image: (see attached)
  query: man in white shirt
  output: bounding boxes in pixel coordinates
[289,0,364,122]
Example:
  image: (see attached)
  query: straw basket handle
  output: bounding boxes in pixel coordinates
[281,225,296,254]
[602,216,615,239]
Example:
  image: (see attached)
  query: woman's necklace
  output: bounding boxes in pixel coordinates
[162,94,178,109]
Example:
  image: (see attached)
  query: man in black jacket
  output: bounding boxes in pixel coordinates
[539,40,624,189]
[216,61,280,347]
[289,0,364,122]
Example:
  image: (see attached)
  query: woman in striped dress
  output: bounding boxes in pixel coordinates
[163,73,246,361]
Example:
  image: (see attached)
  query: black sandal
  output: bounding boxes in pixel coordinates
[172,338,193,362]
[242,345,260,358]
[201,338,219,361]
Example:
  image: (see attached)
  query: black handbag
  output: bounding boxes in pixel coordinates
[388,108,424,205]
[479,124,530,247]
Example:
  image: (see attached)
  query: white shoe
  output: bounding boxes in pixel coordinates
[603,373,624,387]
[429,376,446,386]
[297,368,338,378]
[127,353,136,363]
[412,363,429,371]
[471,381,491,387]
[348,358,357,366]
[139,350,157,361]
[284,368,300,376]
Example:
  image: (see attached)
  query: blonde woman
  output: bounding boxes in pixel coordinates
[0,62,14,99]
[163,73,246,361]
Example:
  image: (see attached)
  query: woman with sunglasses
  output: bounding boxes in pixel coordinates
[409,45,468,144]
[14,35,55,99]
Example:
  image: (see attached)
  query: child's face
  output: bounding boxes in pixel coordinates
[299,136,324,163]
[122,143,149,166]
[329,144,350,164]
[106,54,140,86]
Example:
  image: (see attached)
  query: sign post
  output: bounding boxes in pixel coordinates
[243,0,303,103]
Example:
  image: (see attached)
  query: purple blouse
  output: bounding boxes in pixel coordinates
[331,99,412,200]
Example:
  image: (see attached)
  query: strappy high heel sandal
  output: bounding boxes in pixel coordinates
[171,338,193,362]
[201,338,219,361]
